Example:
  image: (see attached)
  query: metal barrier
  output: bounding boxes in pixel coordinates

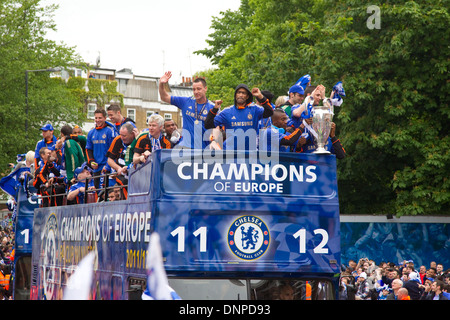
[37,172,128,208]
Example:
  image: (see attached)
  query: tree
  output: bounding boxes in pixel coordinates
[196,0,450,216]
[0,0,84,176]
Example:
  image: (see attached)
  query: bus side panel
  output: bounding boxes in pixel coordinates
[13,186,39,299]
[14,186,38,254]
[31,198,152,300]
[154,151,340,277]
[155,201,340,275]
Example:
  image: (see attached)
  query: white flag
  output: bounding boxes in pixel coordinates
[63,252,95,300]
[142,232,181,300]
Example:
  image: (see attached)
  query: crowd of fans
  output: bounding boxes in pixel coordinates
[0,225,14,299]
[340,258,450,300]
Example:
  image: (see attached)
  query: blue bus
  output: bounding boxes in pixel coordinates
[12,150,449,300]
[16,150,342,300]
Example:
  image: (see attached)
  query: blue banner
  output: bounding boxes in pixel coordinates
[0,167,30,200]
[341,221,450,267]
[155,151,341,275]
[14,185,38,254]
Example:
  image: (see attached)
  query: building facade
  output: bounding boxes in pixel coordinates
[80,67,192,132]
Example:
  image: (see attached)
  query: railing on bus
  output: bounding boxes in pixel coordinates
[37,172,128,207]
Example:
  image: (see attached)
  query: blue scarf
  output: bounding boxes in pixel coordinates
[150,133,162,152]
[295,74,311,89]
[332,81,346,100]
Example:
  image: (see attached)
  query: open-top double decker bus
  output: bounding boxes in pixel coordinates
[15,150,341,300]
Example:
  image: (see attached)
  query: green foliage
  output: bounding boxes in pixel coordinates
[0,0,84,177]
[86,78,123,107]
[196,0,450,216]
[66,77,124,108]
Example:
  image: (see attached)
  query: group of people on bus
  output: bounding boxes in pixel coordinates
[9,71,346,208]
[11,100,185,207]
[158,71,346,157]
[340,258,450,300]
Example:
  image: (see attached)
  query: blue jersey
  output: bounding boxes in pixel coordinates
[108,118,136,135]
[214,104,265,150]
[34,135,57,164]
[259,127,291,152]
[290,104,306,128]
[170,96,214,149]
[86,125,117,172]
[69,180,95,204]
[258,102,275,129]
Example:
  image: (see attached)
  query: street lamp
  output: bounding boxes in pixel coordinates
[24,67,62,141]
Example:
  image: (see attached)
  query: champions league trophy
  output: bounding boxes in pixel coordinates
[311,98,334,155]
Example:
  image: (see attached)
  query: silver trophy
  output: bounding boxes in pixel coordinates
[311,98,334,154]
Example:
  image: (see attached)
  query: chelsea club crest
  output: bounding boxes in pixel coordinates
[228,215,270,260]
[42,213,58,299]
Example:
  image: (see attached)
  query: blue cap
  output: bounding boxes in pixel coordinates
[289,84,304,95]
[40,123,54,131]
[73,162,92,179]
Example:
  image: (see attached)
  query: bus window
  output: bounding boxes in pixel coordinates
[168,279,248,300]
[13,256,31,300]
[128,161,152,195]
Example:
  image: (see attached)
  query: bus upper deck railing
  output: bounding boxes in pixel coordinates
[37,172,128,208]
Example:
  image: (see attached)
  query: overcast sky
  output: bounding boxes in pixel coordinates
[41,0,241,83]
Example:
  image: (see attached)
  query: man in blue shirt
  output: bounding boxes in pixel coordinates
[86,108,117,188]
[279,84,305,118]
[106,103,136,135]
[34,123,57,170]
[205,84,273,150]
[159,71,214,149]
[67,163,95,205]
[259,109,305,152]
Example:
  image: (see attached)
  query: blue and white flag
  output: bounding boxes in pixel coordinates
[295,74,311,89]
[332,81,346,100]
[0,167,30,201]
[63,252,95,300]
[142,232,181,300]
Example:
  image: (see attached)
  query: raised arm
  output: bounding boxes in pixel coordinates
[205,100,222,129]
[252,88,274,118]
[159,71,172,104]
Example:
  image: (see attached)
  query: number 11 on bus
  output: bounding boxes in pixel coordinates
[171,226,207,252]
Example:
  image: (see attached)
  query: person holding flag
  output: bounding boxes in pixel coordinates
[0,162,31,202]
